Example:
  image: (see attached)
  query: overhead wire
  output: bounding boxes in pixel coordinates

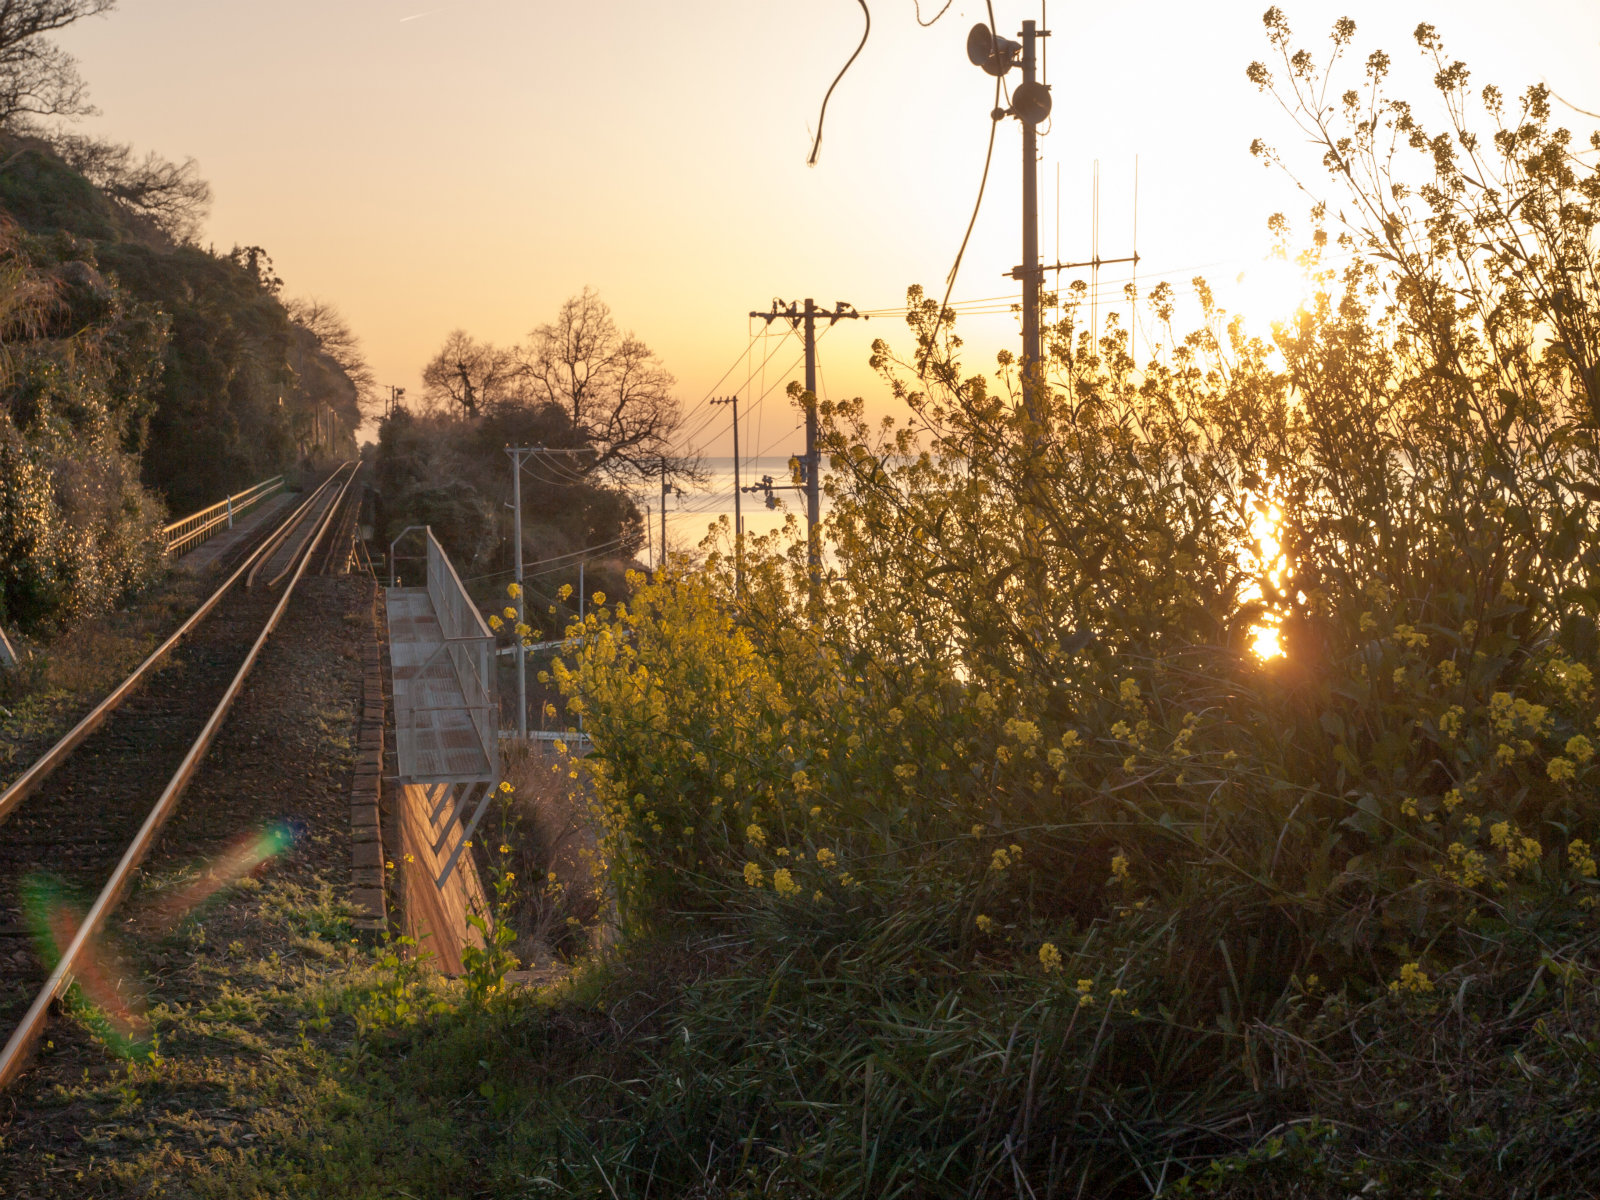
[806,0,870,167]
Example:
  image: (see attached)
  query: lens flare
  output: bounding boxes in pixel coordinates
[148,822,299,929]
[22,875,150,1057]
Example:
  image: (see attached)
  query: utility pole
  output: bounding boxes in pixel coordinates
[966,17,1052,410]
[710,395,743,593]
[385,385,405,418]
[657,462,681,569]
[749,299,864,600]
[501,445,591,735]
[505,447,532,738]
[1020,20,1041,391]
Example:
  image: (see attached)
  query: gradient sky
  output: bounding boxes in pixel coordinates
[54,0,1600,472]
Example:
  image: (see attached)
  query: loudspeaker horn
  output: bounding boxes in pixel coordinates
[1011,80,1052,125]
[965,23,1020,77]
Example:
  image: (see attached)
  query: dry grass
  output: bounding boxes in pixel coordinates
[492,738,607,968]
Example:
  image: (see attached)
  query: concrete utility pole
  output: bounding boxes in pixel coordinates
[710,395,743,593]
[1019,20,1041,390]
[749,299,864,599]
[657,463,681,569]
[502,444,592,735]
[505,447,532,737]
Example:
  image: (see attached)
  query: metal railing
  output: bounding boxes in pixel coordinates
[163,475,286,557]
[426,530,498,777]
[390,528,499,786]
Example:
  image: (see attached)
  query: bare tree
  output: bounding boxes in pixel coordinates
[0,1,116,127]
[288,297,377,415]
[420,330,521,419]
[49,134,210,240]
[522,288,682,480]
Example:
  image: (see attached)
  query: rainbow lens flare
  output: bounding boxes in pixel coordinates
[22,875,151,1058]
[148,821,299,929]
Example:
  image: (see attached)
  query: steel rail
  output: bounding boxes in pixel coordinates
[0,467,349,828]
[244,468,346,591]
[0,462,359,1091]
[260,467,353,590]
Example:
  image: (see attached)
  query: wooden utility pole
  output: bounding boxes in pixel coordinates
[748,299,864,601]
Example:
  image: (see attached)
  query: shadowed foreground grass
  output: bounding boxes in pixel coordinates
[5,863,1598,1199]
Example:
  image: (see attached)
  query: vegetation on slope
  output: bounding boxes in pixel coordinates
[7,11,1600,1200]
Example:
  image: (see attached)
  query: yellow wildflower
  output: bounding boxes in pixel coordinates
[746,823,766,848]
[1003,717,1040,744]
[1119,678,1141,703]
[1110,853,1130,884]
[1566,735,1594,764]
[1389,962,1434,994]
[772,868,799,897]
[1110,720,1132,740]
[1038,943,1063,972]
[1400,797,1420,819]
[1075,978,1096,1006]
[487,614,503,631]
[592,591,606,606]
[1495,742,1516,766]
[815,847,837,869]
[743,862,764,888]
[1569,839,1597,878]
[1060,730,1081,750]
[975,914,995,934]
[1549,757,1576,783]
[502,606,517,621]
[1359,611,1377,632]
[1438,706,1464,739]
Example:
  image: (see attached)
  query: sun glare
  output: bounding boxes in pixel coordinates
[1246,498,1288,661]
[1230,256,1312,332]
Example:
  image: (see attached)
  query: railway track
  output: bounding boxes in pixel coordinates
[0,461,361,1089]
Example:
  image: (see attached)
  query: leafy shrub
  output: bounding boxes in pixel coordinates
[551,16,1600,1191]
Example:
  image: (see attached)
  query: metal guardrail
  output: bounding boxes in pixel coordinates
[426,530,499,780]
[163,475,286,557]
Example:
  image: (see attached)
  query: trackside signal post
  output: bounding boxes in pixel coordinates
[748,298,864,600]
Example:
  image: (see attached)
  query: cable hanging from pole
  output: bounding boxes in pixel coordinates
[807,0,870,166]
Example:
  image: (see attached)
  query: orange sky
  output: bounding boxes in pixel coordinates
[56,0,1600,477]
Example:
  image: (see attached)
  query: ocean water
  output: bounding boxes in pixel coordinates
[635,455,824,554]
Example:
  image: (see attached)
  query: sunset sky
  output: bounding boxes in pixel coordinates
[56,0,1600,480]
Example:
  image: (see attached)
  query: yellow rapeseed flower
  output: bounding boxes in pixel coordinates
[1038,943,1063,972]
[1549,757,1577,783]
[1566,735,1594,764]
[815,847,837,869]
[506,582,521,599]
[743,862,765,888]
[975,914,995,933]
[488,614,503,631]
[1569,839,1597,878]
[502,606,518,620]
[1389,962,1434,994]
[1110,853,1130,884]
[746,823,767,847]
[772,868,799,897]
